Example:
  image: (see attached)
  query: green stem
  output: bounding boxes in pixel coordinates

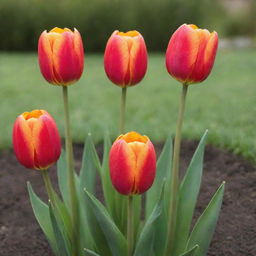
[165,84,188,255]
[62,86,79,256]
[120,87,127,134]
[41,170,55,207]
[127,195,134,256]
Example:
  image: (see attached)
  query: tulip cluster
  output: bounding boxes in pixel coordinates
[12,23,223,256]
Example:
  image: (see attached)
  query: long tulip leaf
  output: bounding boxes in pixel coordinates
[84,189,127,256]
[49,204,70,256]
[146,134,172,218]
[134,182,165,256]
[186,182,225,256]
[57,151,69,207]
[84,248,101,256]
[178,245,199,256]
[27,182,57,254]
[173,130,208,255]
[79,134,102,250]
[80,133,99,195]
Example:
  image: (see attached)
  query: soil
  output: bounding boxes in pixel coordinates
[0,141,256,256]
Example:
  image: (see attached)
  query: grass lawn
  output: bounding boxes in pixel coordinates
[0,49,255,160]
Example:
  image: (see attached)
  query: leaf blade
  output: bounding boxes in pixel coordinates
[186,182,225,256]
[173,131,208,255]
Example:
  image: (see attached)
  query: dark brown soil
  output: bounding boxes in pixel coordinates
[0,141,256,256]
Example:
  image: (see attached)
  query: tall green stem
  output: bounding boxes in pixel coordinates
[62,86,79,256]
[41,170,55,207]
[127,195,134,256]
[165,84,188,255]
[120,87,127,134]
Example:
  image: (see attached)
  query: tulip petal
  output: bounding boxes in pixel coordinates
[74,28,84,79]
[166,24,200,84]
[134,141,156,194]
[104,31,130,86]
[32,114,61,170]
[13,116,35,169]
[51,32,81,85]
[109,140,136,195]
[38,31,57,84]
[189,29,213,83]
[129,35,148,85]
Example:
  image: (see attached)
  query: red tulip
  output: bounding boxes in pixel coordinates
[109,131,156,195]
[104,30,148,87]
[166,24,218,85]
[38,27,84,86]
[13,110,61,170]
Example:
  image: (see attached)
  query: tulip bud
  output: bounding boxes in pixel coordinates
[109,131,156,195]
[166,24,218,85]
[13,110,61,170]
[104,30,148,87]
[38,27,84,86]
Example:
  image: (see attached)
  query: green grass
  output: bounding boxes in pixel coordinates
[0,49,255,161]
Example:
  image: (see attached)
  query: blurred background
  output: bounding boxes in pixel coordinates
[0,0,255,160]
[0,0,256,51]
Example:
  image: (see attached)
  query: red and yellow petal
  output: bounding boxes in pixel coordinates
[109,139,136,195]
[129,34,148,85]
[12,116,35,169]
[73,28,84,80]
[51,31,77,85]
[166,24,201,84]
[104,31,130,87]
[135,141,156,194]
[32,114,61,170]
[38,31,57,84]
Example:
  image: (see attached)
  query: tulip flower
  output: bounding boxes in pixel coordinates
[109,131,156,195]
[38,27,84,86]
[13,110,61,170]
[166,24,218,85]
[104,30,148,87]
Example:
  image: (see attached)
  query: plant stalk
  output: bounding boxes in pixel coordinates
[120,87,127,134]
[127,195,134,256]
[165,84,188,255]
[41,170,56,207]
[62,86,79,256]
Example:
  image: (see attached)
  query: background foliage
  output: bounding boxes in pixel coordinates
[1,0,253,52]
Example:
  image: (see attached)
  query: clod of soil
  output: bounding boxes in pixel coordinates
[0,141,256,256]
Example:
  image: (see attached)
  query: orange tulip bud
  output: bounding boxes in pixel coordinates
[13,110,61,170]
[166,24,218,85]
[109,131,156,195]
[104,30,148,87]
[38,27,84,86]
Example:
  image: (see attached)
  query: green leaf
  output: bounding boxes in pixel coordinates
[134,182,165,256]
[146,135,172,218]
[173,131,208,255]
[179,245,199,256]
[49,204,70,256]
[57,151,69,207]
[27,182,57,253]
[84,189,127,256]
[186,182,225,256]
[145,135,172,256]
[84,248,101,256]
[80,133,100,195]
[100,133,114,211]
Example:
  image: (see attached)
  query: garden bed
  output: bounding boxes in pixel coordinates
[0,141,255,256]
